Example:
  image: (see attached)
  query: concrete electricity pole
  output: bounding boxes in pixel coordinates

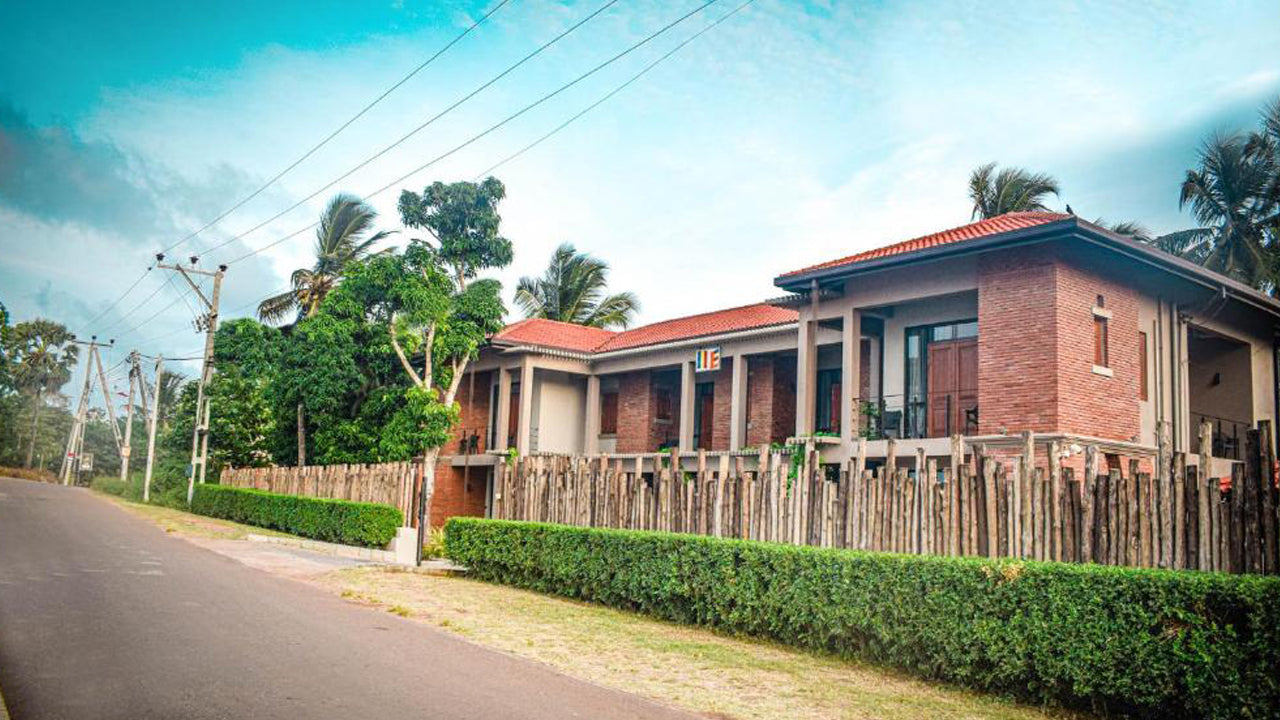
[143,354,164,503]
[60,337,115,485]
[119,351,144,481]
[156,255,225,504]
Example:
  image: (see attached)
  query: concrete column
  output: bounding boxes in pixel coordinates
[795,317,817,437]
[729,355,748,450]
[494,367,512,451]
[585,374,601,455]
[678,360,696,451]
[841,309,862,443]
[516,357,535,455]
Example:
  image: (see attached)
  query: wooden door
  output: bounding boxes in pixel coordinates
[927,338,978,437]
[697,388,715,449]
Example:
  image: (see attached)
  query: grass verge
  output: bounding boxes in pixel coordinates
[319,566,1083,720]
[95,492,300,541]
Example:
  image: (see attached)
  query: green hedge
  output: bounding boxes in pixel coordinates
[445,518,1280,719]
[191,484,402,548]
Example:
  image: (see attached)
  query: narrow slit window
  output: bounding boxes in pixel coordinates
[600,391,619,435]
[1094,315,1109,368]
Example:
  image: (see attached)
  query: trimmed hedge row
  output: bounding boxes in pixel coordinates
[445,518,1280,719]
[191,484,401,548]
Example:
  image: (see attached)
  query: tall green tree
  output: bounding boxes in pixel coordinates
[296,177,512,485]
[968,163,1061,220]
[6,320,78,468]
[1156,130,1276,289]
[257,194,395,323]
[515,242,639,328]
[257,194,393,465]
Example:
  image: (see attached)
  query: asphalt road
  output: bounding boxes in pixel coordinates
[0,478,694,720]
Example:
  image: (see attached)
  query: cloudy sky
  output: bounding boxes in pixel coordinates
[2,0,1279,391]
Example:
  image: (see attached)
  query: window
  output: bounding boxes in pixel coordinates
[1138,331,1148,401]
[600,391,618,435]
[654,387,673,422]
[1094,315,1109,368]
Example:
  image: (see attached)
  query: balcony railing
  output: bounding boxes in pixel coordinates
[854,390,979,440]
[1190,412,1250,460]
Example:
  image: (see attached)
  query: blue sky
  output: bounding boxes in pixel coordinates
[2,0,1279,389]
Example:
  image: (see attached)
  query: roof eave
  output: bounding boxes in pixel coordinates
[772,217,1076,290]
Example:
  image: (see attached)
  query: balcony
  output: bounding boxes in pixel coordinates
[854,389,979,440]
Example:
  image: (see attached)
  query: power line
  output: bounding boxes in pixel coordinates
[80,1,511,342]
[99,274,167,334]
[157,0,514,258]
[201,0,622,260]
[80,267,151,333]
[479,0,756,178]
[225,0,720,266]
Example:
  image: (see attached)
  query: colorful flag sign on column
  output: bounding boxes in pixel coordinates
[695,346,721,372]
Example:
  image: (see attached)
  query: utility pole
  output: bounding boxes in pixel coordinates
[156,254,225,503]
[60,337,115,485]
[120,351,144,481]
[143,354,163,503]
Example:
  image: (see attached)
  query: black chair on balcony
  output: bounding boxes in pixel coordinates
[882,409,903,439]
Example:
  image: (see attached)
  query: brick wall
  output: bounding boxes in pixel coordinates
[771,355,797,443]
[746,356,776,447]
[710,357,733,450]
[1053,257,1141,441]
[978,247,1060,434]
[430,369,494,526]
[977,246,1141,442]
[614,370,651,453]
[429,464,489,527]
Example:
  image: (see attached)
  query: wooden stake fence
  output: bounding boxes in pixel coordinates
[493,426,1280,574]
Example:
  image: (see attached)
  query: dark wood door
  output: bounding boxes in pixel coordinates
[697,388,715,449]
[927,338,978,437]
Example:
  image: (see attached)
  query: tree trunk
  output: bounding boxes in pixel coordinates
[419,447,439,530]
[24,389,42,469]
[296,402,307,467]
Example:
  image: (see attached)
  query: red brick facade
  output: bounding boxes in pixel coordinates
[430,370,494,527]
[744,354,796,448]
[977,246,1141,442]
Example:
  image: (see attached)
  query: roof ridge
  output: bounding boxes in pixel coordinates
[778,211,1074,279]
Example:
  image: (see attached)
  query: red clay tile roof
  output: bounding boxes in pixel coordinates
[778,211,1072,279]
[595,303,798,353]
[491,303,798,355]
[491,318,617,353]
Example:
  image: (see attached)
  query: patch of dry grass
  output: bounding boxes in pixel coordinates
[320,566,1085,720]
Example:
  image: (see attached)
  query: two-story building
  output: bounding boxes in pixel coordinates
[428,211,1280,525]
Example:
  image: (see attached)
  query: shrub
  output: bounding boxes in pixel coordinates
[0,466,58,483]
[91,475,144,501]
[445,518,1280,719]
[191,484,401,548]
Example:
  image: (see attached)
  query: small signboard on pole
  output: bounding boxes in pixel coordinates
[695,346,721,372]
[81,453,94,473]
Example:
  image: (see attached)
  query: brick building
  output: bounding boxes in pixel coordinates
[429,211,1280,525]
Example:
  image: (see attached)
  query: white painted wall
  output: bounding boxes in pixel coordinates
[531,370,587,454]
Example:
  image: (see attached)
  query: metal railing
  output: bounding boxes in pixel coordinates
[854,390,979,440]
[1190,412,1251,460]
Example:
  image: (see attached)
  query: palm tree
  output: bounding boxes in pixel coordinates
[8,320,78,468]
[968,163,1062,220]
[515,243,639,329]
[257,194,394,323]
[1155,132,1274,289]
[257,194,392,466]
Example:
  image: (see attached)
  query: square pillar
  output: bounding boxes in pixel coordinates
[841,309,861,443]
[729,355,748,450]
[795,318,817,437]
[516,357,535,455]
[494,367,512,451]
[585,374,601,455]
[678,360,696,451]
